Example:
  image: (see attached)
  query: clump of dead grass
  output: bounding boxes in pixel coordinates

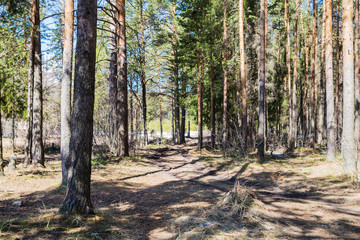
[173,182,265,240]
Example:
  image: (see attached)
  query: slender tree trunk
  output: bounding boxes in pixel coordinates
[197,52,202,150]
[222,0,228,150]
[290,0,299,151]
[335,0,341,143]
[258,0,266,161]
[11,110,15,154]
[61,0,74,184]
[317,9,325,145]
[158,69,163,143]
[108,0,118,153]
[342,0,357,174]
[305,17,310,139]
[285,0,291,146]
[25,0,35,166]
[325,0,336,161]
[32,0,44,166]
[59,0,97,215]
[130,76,134,144]
[116,0,129,157]
[180,77,186,144]
[310,0,318,148]
[355,0,360,157]
[0,94,3,175]
[210,52,215,148]
[239,0,247,153]
[140,0,147,146]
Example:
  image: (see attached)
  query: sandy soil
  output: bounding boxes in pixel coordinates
[0,142,359,239]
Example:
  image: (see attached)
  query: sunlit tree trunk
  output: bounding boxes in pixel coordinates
[342,0,357,174]
[116,0,129,156]
[32,0,44,166]
[25,0,35,166]
[355,0,360,157]
[140,0,148,146]
[59,0,97,215]
[285,0,291,146]
[61,0,74,184]
[325,0,336,161]
[239,0,247,153]
[258,0,266,161]
[310,0,317,148]
[222,0,228,150]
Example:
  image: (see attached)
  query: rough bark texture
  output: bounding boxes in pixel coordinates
[59,0,97,215]
[32,0,44,167]
[25,0,35,166]
[239,0,247,153]
[61,0,74,184]
[335,0,341,142]
[140,0,148,146]
[116,0,129,157]
[310,0,317,148]
[355,0,360,155]
[222,0,228,150]
[325,0,336,162]
[285,0,291,145]
[342,0,357,174]
[290,0,299,151]
[317,10,325,145]
[108,0,118,153]
[257,0,266,162]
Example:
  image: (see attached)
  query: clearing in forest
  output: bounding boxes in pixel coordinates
[0,143,360,239]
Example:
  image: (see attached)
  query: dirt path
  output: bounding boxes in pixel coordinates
[0,144,360,239]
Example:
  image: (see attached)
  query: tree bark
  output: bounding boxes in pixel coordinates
[0,88,3,176]
[239,0,247,153]
[108,0,118,154]
[325,0,336,161]
[61,0,74,184]
[140,0,147,146]
[210,51,215,148]
[197,51,203,150]
[32,0,44,167]
[158,70,163,143]
[116,0,129,157]
[59,0,97,215]
[258,0,266,162]
[310,0,317,148]
[342,0,357,174]
[285,0,291,146]
[355,0,360,157]
[25,0,35,166]
[222,0,228,150]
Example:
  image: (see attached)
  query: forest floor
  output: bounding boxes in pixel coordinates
[1,139,360,239]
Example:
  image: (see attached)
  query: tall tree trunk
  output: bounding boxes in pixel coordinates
[355,0,360,157]
[108,0,118,154]
[116,0,129,157]
[25,0,35,166]
[342,0,357,174]
[222,0,228,150]
[197,52,203,150]
[317,8,325,145]
[59,0,97,215]
[140,0,147,146]
[130,76,134,144]
[325,0,336,161]
[210,52,215,148]
[305,16,310,139]
[290,0,299,151]
[258,0,266,161]
[335,0,341,143]
[285,0,291,146]
[310,0,317,148]
[239,0,247,153]
[180,77,186,144]
[61,0,74,184]
[32,0,44,166]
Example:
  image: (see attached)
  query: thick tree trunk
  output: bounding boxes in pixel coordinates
[59,0,97,215]
[325,0,336,161]
[108,0,118,154]
[32,0,44,167]
[355,0,360,156]
[25,0,35,166]
[61,0,74,184]
[335,0,341,143]
[222,0,228,150]
[258,0,266,162]
[239,0,246,153]
[116,0,129,157]
[342,0,357,174]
